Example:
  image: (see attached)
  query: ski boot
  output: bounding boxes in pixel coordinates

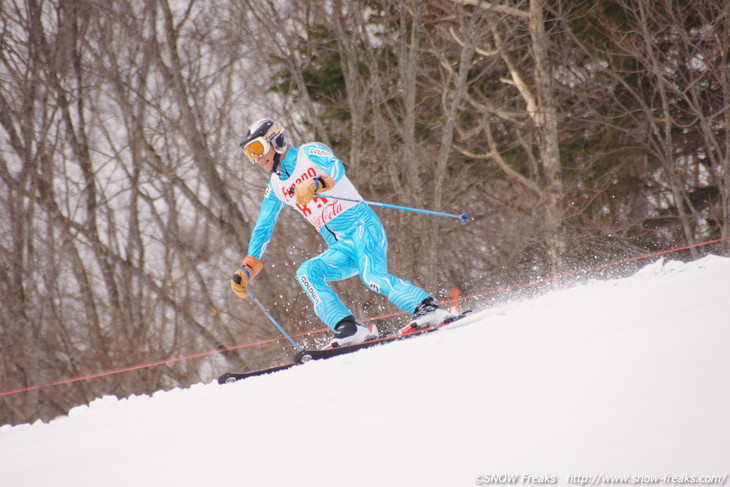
[328,315,379,348]
[407,297,457,330]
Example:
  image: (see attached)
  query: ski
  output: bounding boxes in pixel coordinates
[217,362,296,384]
[217,311,470,384]
[293,311,470,364]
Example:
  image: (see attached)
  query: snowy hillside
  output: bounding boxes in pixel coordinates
[1,256,729,487]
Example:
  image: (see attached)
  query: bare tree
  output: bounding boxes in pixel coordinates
[0,0,303,425]
[561,0,730,252]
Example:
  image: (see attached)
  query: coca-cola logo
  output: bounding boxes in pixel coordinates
[320,201,343,222]
[311,201,344,229]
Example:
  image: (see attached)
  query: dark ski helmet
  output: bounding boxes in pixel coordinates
[240,118,288,162]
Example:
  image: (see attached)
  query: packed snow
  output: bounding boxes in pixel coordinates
[1,256,729,487]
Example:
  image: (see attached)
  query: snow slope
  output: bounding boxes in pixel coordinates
[1,256,729,487]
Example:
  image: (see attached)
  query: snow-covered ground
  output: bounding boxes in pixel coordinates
[1,256,729,487]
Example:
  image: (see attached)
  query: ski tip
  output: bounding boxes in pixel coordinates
[217,373,231,384]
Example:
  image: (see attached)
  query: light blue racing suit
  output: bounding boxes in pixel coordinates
[246,143,429,329]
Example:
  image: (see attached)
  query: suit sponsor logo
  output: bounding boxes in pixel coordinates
[281,167,318,200]
[299,275,321,305]
[307,147,333,158]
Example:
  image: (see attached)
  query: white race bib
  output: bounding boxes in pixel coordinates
[270,150,362,230]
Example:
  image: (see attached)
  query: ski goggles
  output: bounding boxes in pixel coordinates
[241,137,270,162]
[240,123,282,162]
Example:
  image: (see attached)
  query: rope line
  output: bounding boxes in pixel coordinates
[2,236,728,398]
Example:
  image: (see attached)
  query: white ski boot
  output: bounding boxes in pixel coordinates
[328,316,379,348]
[407,297,457,330]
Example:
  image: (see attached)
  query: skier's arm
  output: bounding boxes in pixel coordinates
[231,187,285,299]
[247,186,285,260]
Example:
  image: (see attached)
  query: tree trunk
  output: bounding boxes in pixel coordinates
[529,0,564,274]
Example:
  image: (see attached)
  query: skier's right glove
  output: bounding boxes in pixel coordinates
[231,256,263,298]
[294,175,335,206]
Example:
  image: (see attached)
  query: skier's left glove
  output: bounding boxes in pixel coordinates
[294,175,335,205]
[231,256,263,298]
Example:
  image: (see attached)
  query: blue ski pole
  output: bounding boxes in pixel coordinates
[248,290,302,352]
[316,194,470,224]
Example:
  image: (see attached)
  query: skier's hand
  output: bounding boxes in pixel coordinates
[294,175,334,205]
[230,256,263,298]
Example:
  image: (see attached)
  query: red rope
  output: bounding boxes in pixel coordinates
[0,335,289,398]
[2,236,728,398]
[459,236,730,302]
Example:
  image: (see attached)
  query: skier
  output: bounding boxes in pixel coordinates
[231,118,454,347]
